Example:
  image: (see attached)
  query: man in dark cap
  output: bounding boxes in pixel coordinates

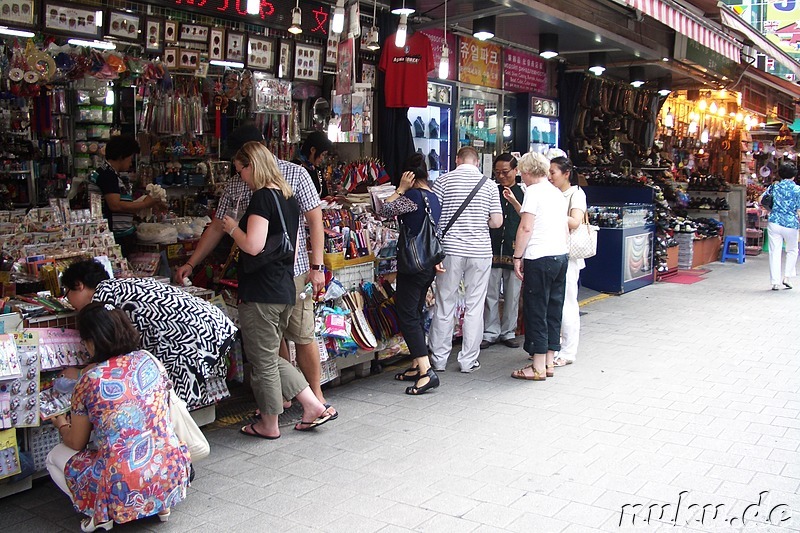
[293,131,333,198]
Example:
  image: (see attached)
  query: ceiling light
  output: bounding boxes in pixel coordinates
[0,26,34,38]
[390,0,415,16]
[209,60,245,68]
[246,0,259,15]
[332,0,345,34]
[473,16,495,41]
[439,44,450,79]
[657,77,671,96]
[365,0,380,50]
[588,52,606,76]
[539,33,558,60]
[95,11,103,27]
[68,39,116,50]
[701,128,709,143]
[288,4,302,34]
[662,57,669,62]
[629,66,645,88]
[395,14,408,47]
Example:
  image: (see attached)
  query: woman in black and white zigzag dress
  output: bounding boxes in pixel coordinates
[61,259,237,410]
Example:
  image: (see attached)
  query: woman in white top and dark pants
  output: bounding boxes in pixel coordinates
[511,152,569,381]
[549,157,585,366]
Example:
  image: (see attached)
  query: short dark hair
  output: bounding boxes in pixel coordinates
[223,121,265,159]
[778,162,797,180]
[77,302,141,363]
[300,131,334,158]
[457,146,479,164]
[105,135,140,161]
[494,153,517,169]
[61,259,110,291]
[402,153,428,183]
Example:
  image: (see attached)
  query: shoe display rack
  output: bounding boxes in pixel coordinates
[408,82,454,181]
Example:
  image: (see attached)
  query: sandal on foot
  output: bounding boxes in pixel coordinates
[81,517,113,533]
[240,423,280,440]
[546,364,554,378]
[394,367,419,381]
[294,412,333,431]
[511,365,546,381]
[405,369,440,395]
[784,279,793,289]
[553,357,573,367]
[158,509,171,523]
[324,403,338,421]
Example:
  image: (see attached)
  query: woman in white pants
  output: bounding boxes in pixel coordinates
[762,163,800,290]
[549,157,585,366]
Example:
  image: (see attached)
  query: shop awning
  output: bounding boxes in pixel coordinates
[625,0,741,62]
[718,3,800,80]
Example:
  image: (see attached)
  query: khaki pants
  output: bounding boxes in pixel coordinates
[239,302,309,416]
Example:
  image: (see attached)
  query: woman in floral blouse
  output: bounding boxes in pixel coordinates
[762,162,800,290]
[46,302,191,532]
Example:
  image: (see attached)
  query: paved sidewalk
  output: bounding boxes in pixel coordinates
[2,254,799,532]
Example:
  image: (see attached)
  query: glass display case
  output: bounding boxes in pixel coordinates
[582,203,656,294]
[530,96,559,154]
[408,81,455,182]
[458,87,499,176]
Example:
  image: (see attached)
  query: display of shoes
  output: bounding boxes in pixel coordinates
[428,149,439,171]
[413,116,425,138]
[429,118,439,138]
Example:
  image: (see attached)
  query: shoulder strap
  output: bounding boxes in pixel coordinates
[441,174,489,238]
[269,188,289,233]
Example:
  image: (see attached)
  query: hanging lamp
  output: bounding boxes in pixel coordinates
[288,0,302,34]
[365,0,380,50]
[539,33,558,59]
[588,52,606,76]
[629,66,645,88]
[331,0,345,34]
[390,0,415,16]
[473,16,495,41]
[439,0,449,78]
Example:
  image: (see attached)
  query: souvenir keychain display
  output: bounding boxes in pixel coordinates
[0,334,22,379]
[6,331,40,427]
[38,328,91,371]
[0,428,22,480]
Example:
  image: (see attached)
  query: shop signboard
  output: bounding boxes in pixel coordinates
[674,34,737,80]
[504,49,548,94]
[458,35,501,89]
[140,0,330,35]
[764,0,800,60]
[420,29,457,81]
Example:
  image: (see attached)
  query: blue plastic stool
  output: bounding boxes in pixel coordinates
[720,236,746,264]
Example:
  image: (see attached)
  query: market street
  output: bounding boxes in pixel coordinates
[2,253,799,532]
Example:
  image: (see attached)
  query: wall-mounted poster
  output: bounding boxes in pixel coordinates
[294,42,322,83]
[163,47,177,68]
[226,31,245,62]
[247,35,275,71]
[181,23,208,42]
[208,27,224,61]
[107,10,140,42]
[335,37,355,95]
[179,49,199,70]
[144,17,162,53]
[277,39,293,80]
[458,35,501,89]
[42,1,102,38]
[164,20,177,42]
[0,0,35,26]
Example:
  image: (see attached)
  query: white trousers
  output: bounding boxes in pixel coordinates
[429,255,492,372]
[767,222,798,285]
[483,267,522,342]
[558,258,581,361]
[46,443,80,501]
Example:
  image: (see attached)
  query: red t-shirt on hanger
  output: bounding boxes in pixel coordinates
[378,32,434,108]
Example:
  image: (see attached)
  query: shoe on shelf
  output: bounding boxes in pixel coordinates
[501,338,520,348]
[461,360,480,373]
[479,340,494,350]
[413,116,425,137]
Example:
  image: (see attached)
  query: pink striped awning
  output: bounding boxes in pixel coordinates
[626,0,741,63]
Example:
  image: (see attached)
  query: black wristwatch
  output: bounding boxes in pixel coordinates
[310,264,325,271]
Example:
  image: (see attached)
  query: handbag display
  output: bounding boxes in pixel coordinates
[567,189,599,260]
[240,188,295,274]
[145,351,210,461]
[397,193,444,275]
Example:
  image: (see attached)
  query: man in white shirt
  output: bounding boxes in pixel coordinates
[430,147,503,373]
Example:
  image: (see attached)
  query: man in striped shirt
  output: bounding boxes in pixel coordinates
[429,147,503,373]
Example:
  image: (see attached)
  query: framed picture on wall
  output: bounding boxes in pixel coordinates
[164,20,177,42]
[163,47,177,68]
[294,42,322,83]
[179,49,199,70]
[181,23,208,42]
[144,17,162,53]
[276,39,293,80]
[42,1,102,38]
[208,27,224,61]
[0,0,35,26]
[226,31,245,62]
[246,35,275,71]
[107,10,140,41]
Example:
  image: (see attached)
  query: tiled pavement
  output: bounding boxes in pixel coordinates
[2,253,800,532]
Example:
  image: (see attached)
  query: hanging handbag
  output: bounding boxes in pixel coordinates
[567,189,599,260]
[240,188,295,274]
[397,192,445,275]
[145,351,210,461]
[760,184,774,210]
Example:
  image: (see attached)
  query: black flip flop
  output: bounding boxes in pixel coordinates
[294,412,333,432]
[324,403,338,421]
[240,423,280,440]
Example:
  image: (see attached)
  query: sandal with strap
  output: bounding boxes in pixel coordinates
[546,364,554,378]
[394,367,419,381]
[405,369,439,395]
[511,365,546,381]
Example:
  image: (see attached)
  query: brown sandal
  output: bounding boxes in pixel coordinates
[546,364,554,378]
[511,365,546,381]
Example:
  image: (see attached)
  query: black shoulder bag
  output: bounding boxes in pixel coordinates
[396,175,489,275]
[760,184,774,210]
[240,189,295,274]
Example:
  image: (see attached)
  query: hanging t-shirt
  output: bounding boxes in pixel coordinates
[378,32,434,108]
